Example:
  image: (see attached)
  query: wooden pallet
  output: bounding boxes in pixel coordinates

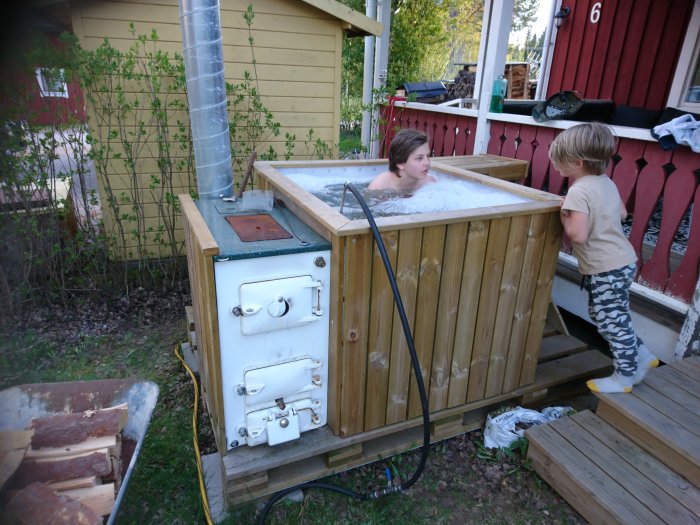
[215,330,611,506]
[526,356,700,525]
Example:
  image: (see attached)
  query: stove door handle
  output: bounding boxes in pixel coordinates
[232,304,262,317]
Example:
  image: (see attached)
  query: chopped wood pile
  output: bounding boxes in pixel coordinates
[446,63,532,101]
[0,404,128,524]
[447,69,476,100]
[504,63,530,99]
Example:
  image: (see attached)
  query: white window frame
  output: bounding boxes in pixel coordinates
[35,68,68,98]
[667,0,700,112]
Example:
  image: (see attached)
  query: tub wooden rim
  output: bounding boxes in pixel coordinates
[255,159,561,237]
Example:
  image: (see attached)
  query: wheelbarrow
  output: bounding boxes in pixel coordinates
[0,378,159,524]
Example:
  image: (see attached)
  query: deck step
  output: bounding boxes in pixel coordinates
[526,410,700,525]
[538,334,589,363]
[595,357,700,485]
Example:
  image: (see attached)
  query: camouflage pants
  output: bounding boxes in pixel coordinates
[584,263,642,377]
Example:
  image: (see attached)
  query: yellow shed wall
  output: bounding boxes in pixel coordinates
[71,0,345,257]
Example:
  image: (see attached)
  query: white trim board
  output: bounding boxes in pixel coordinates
[553,253,689,364]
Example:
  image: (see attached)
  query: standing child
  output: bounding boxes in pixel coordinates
[549,122,659,393]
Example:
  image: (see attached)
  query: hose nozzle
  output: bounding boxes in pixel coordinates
[339,181,353,215]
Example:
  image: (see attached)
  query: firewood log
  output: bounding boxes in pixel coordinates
[25,436,117,460]
[47,476,99,491]
[12,449,111,489]
[55,482,115,517]
[4,481,102,525]
[30,404,127,449]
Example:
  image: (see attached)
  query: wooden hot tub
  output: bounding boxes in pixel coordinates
[253,158,563,438]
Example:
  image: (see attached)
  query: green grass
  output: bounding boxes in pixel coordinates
[1,317,581,525]
[339,128,362,157]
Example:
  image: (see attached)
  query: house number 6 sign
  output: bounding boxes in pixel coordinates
[590,2,602,24]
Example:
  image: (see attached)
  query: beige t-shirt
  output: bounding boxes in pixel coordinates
[562,175,637,275]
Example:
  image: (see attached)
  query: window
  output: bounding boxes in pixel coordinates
[685,53,700,105]
[668,3,700,112]
[35,68,68,98]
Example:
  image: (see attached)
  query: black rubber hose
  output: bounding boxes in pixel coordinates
[342,182,431,491]
[257,183,430,524]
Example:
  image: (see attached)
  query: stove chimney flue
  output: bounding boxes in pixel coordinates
[179,0,233,199]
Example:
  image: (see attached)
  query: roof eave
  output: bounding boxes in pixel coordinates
[302,0,383,37]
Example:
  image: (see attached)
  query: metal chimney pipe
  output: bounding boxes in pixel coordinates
[179,0,233,199]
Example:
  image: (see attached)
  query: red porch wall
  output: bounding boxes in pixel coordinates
[379,102,700,303]
[380,99,478,158]
[547,0,693,111]
[488,120,700,302]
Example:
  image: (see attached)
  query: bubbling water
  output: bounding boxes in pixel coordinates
[278,165,532,221]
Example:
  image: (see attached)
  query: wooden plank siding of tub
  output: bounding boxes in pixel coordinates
[408,225,446,419]
[425,223,468,412]
[501,213,549,392]
[326,235,345,435]
[364,231,399,431]
[179,195,226,453]
[342,213,562,434]
[339,235,373,437]
[519,213,564,386]
[467,217,511,403]
[484,214,531,398]
[385,229,423,426]
[447,220,488,408]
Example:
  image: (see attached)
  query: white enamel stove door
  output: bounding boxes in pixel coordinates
[243,357,324,446]
[238,275,323,335]
[214,250,330,449]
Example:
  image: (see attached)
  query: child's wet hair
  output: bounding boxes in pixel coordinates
[389,129,429,174]
[549,122,617,174]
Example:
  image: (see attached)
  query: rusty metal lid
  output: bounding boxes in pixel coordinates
[225,214,292,242]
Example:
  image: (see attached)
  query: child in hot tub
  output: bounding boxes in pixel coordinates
[368,129,436,191]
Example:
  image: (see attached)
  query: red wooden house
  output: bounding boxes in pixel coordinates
[546,0,695,111]
[0,9,85,128]
[381,0,700,362]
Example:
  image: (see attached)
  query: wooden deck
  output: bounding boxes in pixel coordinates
[526,356,700,525]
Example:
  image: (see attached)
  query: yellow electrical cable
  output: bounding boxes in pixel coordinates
[175,343,214,525]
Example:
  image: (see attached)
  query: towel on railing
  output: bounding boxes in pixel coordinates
[652,114,700,153]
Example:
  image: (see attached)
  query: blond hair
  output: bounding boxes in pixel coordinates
[549,122,616,174]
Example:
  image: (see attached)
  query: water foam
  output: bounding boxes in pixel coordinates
[278,166,532,220]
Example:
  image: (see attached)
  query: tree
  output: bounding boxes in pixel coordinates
[512,0,539,32]
[341,0,541,99]
[387,0,452,88]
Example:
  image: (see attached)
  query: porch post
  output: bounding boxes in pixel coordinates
[675,278,700,358]
[473,0,514,154]
[370,0,392,158]
[361,0,378,156]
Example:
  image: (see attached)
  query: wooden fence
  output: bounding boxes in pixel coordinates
[381,102,700,303]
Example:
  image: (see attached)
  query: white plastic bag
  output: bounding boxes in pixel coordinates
[541,406,575,421]
[483,407,549,449]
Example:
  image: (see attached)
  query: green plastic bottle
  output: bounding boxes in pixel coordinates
[489,75,507,113]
